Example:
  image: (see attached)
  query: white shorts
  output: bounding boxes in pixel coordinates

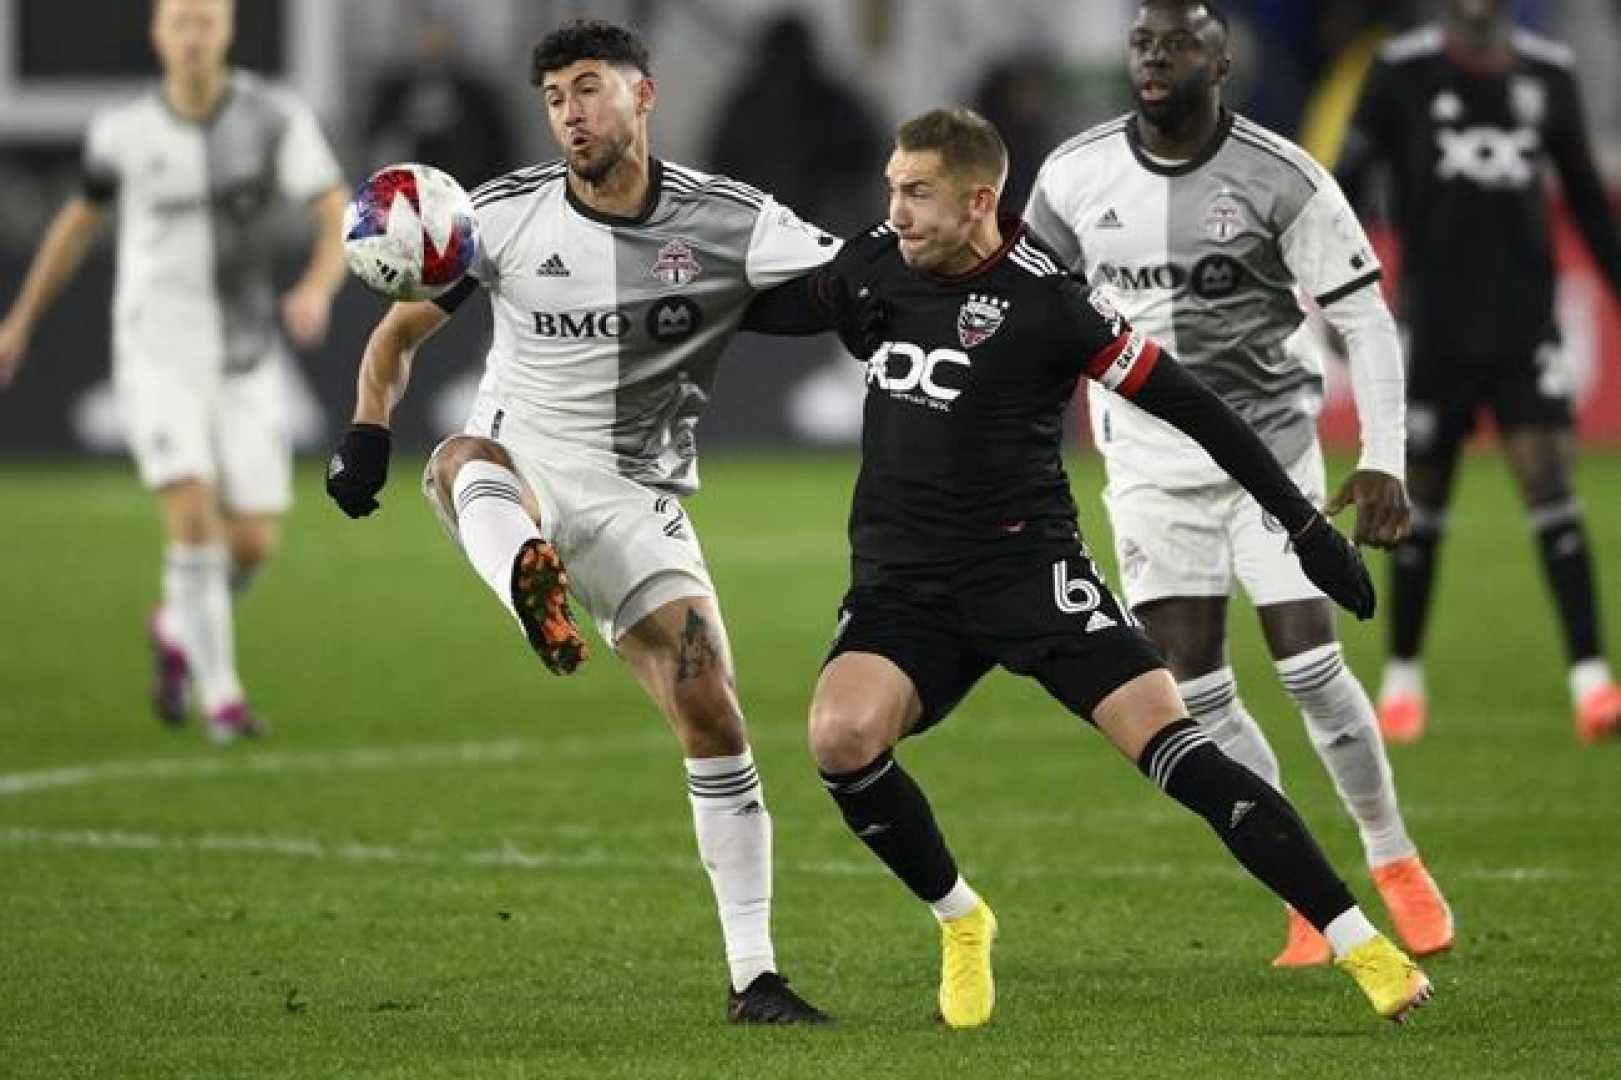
[1104,443,1327,609]
[424,394,716,643]
[113,351,292,515]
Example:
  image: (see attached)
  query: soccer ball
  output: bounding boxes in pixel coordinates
[342,163,479,301]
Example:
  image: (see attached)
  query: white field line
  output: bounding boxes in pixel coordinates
[4,737,1615,830]
[0,733,673,798]
[0,825,1608,884]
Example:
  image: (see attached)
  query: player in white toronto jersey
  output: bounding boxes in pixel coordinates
[324,19,837,1024]
[1026,1,1453,967]
[0,0,347,741]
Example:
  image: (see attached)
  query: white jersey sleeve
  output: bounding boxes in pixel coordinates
[744,198,840,289]
[82,109,124,202]
[1279,174,1382,307]
[1024,160,1086,273]
[274,93,343,204]
[1280,169,1405,479]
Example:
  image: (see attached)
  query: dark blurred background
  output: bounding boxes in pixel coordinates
[2,0,1618,457]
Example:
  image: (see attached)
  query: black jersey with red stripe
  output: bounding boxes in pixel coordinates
[807,217,1160,579]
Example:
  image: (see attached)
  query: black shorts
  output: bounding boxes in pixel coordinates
[825,544,1167,733]
[1406,334,1574,464]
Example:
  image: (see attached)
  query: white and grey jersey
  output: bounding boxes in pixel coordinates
[83,70,344,374]
[448,158,839,495]
[1026,110,1381,488]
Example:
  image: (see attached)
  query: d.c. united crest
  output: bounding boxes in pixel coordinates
[957,293,1010,348]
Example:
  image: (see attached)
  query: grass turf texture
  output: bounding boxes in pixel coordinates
[2,451,1617,1079]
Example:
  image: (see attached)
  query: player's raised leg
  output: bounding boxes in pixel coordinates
[1091,669,1433,1022]
[1502,427,1621,743]
[618,595,828,1024]
[1260,600,1453,958]
[810,651,995,1030]
[424,435,588,674]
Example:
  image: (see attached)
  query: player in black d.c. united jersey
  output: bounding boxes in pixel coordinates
[1336,0,1621,744]
[766,106,1432,1028]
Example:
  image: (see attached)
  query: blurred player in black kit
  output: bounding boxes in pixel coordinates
[1336,0,1621,744]
[749,105,1434,1029]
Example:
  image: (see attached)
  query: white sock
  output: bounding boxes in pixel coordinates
[1570,658,1614,704]
[155,603,185,651]
[686,750,775,992]
[1179,667,1283,790]
[1379,658,1425,701]
[929,876,980,922]
[451,461,541,623]
[1324,906,1380,958]
[163,542,242,714]
[1279,644,1416,868]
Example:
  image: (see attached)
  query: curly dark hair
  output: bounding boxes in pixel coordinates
[530,18,651,86]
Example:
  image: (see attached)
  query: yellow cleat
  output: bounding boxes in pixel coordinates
[1336,934,1433,1023]
[938,899,998,1029]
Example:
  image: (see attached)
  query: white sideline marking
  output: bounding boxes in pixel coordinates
[0,734,672,798]
[0,825,1607,884]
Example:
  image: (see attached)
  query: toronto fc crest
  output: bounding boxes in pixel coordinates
[650,238,703,286]
[957,293,1010,349]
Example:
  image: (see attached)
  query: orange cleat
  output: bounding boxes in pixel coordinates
[1575,684,1621,744]
[1272,907,1332,968]
[1378,692,1426,744]
[511,538,589,675]
[1372,856,1454,957]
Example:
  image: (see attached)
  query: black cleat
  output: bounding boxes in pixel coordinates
[510,538,589,675]
[727,972,832,1025]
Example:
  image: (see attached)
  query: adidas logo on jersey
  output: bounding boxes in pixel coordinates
[536,253,570,277]
[1097,208,1124,229]
[1085,611,1117,633]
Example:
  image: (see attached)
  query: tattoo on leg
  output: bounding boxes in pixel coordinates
[676,608,720,682]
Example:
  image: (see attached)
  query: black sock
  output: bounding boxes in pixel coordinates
[1533,500,1603,663]
[1390,507,1445,661]
[1139,719,1355,931]
[821,751,958,904]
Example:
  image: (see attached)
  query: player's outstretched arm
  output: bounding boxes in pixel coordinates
[0,197,105,388]
[326,300,448,518]
[1315,286,1409,549]
[281,186,350,349]
[1101,341,1376,618]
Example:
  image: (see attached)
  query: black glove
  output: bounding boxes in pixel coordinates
[1292,512,1376,619]
[326,423,391,518]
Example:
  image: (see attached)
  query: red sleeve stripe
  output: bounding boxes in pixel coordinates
[1086,331,1161,398]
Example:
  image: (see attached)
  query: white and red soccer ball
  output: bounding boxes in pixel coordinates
[342,163,479,301]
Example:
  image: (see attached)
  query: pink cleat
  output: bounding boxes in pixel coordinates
[206,702,265,743]
[147,608,190,727]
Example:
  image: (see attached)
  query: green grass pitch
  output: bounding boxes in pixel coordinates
[2,450,1617,1078]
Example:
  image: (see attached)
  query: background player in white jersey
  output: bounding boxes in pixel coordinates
[0,0,346,741]
[324,19,840,1024]
[1026,0,1452,967]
